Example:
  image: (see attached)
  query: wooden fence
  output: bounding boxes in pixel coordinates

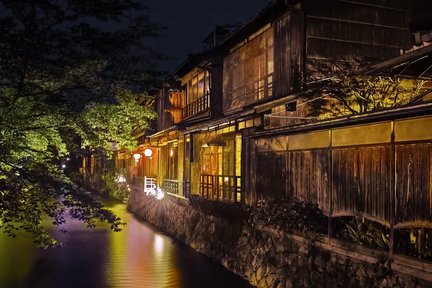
[254,116,432,229]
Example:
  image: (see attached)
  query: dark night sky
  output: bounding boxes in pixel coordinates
[144,0,271,72]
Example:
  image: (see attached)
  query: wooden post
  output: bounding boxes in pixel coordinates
[328,129,334,240]
[243,129,257,207]
[389,121,396,258]
[418,228,425,257]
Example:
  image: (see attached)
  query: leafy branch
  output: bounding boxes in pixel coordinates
[314,73,428,119]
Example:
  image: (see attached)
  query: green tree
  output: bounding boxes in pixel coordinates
[0,0,159,247]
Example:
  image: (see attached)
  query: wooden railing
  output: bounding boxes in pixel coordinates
[162,179,179,195]
[144,176,157,194]
[182,93,209,119]
[200,174,241,203]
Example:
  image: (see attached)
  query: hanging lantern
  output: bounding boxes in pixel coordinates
[144,148,153,157]
[133,153,141,162]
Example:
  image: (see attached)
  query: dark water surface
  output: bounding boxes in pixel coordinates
[0,202,252,288]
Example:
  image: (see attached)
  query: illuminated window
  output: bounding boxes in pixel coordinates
[164,144,178,180]
[223,26,274,112]
[186,70,210,104]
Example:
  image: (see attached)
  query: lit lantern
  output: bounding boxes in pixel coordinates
[169,148,174,157]
[144,148,153,157]
[133,153,141,162]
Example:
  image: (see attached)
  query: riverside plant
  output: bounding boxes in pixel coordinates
[338,217,390,249]
[249,198,328,234]
[104,171,130,202]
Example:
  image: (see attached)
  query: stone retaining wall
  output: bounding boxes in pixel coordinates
[128,191,432,288]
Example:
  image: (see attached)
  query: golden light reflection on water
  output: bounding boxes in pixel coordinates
[105,202,181,288]
[154,234,164,255]
[0,202,252,288]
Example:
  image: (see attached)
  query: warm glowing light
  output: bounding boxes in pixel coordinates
[224,177,229,182]
[133,153,141,161]
[169,149,174,157]
[154,235,164,255]
[144,148,153,157]
[61,164,66,169]
[145,186,165,200]
[116,175,126,183]
[155,189,165,200]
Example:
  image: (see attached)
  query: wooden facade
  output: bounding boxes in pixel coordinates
[253,115,432,229]
[303,0,411,81]
[119,0,432,243]
[274,8,305,96]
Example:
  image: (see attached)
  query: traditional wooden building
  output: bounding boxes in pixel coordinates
[128,0,432,253]
[139,0,409,195]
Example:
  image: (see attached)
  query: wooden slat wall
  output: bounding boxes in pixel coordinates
[256,144,393,222]
[395,143,432,224]
[332,145,391,222]
[332,148,358,215]
[273,9,304,97]
[304,0,410,29]
[256,152,288,200]
[254,117,432,227]
[287,149,329,213]
[358,146,392,220]
[303,0,411,81]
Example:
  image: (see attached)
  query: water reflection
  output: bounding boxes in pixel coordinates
[0,202,252,288]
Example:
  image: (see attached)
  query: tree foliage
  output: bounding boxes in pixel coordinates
[0,0,159,247]
[317,74,428,118]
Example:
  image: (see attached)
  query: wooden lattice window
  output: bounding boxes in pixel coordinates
[223,26,274,112]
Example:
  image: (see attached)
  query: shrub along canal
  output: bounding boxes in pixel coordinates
[0,201,253,288]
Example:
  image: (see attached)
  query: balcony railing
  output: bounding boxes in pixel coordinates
[182,93,209,119]
[200,174,241,203]
[162,179,179,195]
[144,176,157,194]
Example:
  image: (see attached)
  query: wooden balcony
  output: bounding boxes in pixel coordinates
[182,93,209,119]
[162,178,179,195]
[200,174,241,203]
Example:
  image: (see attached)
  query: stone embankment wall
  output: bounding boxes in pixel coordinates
[128,191,432,288]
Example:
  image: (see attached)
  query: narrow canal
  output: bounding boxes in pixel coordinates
[0,201,253,288]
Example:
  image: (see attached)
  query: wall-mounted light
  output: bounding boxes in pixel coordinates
[144,148,153,158]
[169,149,174,157]
[133,153,141,163]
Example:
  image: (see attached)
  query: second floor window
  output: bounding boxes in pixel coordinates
[223,25,274,112]
[187,70,210,104]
